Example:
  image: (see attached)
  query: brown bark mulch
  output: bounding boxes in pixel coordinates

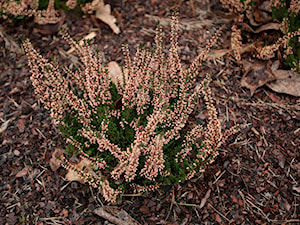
[1,0,299,224]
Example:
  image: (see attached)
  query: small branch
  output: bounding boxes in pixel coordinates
[208,203,230,222]
[93,207,141,225]
[94,207,128,225]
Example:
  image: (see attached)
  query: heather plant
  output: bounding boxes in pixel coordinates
[270,0,300,72]
[1,0,120,34]
[0,0,61,24]
[23,16,239,203]
[1,0,112,26]
[221,0,300,72]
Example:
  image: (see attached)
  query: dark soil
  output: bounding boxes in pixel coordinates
[1,0,299,224]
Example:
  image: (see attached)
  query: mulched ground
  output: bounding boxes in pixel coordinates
[1,0,299,224]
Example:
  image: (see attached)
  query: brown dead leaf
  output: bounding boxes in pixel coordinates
[33,23,61,35]
[253,7,272,24]
[241,60,300,96]
[215,214,222,223]
[254,23,281,33]
[248,0,272,25]
[231,194,239,204]
[241,60,275,95]
[187,191,194,200]
[266,70,300,96]
[246,10,261,27]
[66,32,97,54]
[266,77,300,97]
[49,148,64,171]
[95,0,120,34]
[239,22,280,34]
[273,69,296,79]
[0,120,10,133]
[199,189,211,209]
[107,61,124,87]
[15,167,28,178]
[139,205,150,215]
[17,119,25,133]
[65,158,94,183]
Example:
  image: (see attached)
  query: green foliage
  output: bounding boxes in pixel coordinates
[271,1,300,72]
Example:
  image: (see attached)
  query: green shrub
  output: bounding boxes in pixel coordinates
[271,0,300,71]
[23,16,239,203]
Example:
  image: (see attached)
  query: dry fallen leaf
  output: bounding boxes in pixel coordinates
[215,214,222,223]
[17,119,25,133]
[246,0,272,26]
[49,148,64,171]
[15,167,28,178]
[241,60,300,96]
[107,61,124,87]
[0,120,10,133]
[254,23,281,33]
[66,31,97,54]
[266,70,300,97]
[246,10,262,27]
[199,189,211,209]
[241,60,275,95]
[94,1,120,34]
[65,158,95,183]
[240,22,281,34]
[252,6,272,24]
[241,60,300,97]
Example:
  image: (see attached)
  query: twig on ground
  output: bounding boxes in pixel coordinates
[165,188,175,221]
[93,207,141,225]
[89,186,104,207]
[208,203,230,222]
[94,207,127,225]
[229,96,300,111]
